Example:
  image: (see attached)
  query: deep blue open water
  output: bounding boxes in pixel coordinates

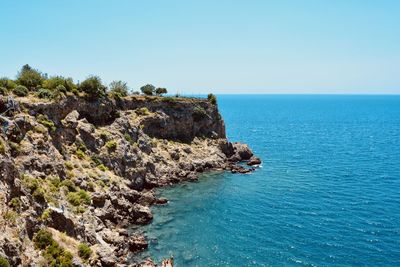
[140,95,400,266]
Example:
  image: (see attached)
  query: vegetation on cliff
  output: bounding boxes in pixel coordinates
[0,65,218,106]
[0,65,259,266]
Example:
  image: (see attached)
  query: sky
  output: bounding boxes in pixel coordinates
[0,0,399,94]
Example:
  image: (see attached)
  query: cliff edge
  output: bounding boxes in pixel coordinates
[0,95,260,266]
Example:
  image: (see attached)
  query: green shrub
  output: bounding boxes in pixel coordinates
[140,84,155,95]
[135,107,150,116]
[97,164,108,171]
[36,114,56,132]
[109,80,129,98]
[9,197,21,210]
[60,179,76,192]
[33,229,54,249]
[0,257,10,267]
[0,77,17,90]
[79,76,107,100]
[22,175,40,193]
[67,190,91,206]
[78,243,92,260]
[42,76,76,92]
[37,88,53,99]
[13,85,28,97]
[21,175,47,202]
[64,161,74,170]
[32,187,46,202]
[48,175,61,188]
[77,189,91,204]
[75,149,86,159]
[0,86,8,95]
[207,93,217,105]
[4,210,18,224]
[105,140,117,151]
[155,87,168,96]
[33,229,73,267]
[55,84,67,94]
[17,64,45,90]
[66,192,81,206]
[41,209,52,220]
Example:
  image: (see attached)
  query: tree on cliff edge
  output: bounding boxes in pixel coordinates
[140,84,155,95]
[79,76,107,100]
[109,80,129,98]
[17,64,45,90]
[155,87,168,96]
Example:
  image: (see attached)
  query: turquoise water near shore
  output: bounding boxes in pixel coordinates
[140,95,400,266]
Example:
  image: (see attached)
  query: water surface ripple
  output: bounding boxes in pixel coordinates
[140,95,400,266]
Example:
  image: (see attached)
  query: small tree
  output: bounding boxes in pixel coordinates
[16,64,45,90]
[207,93,217,105]
[42,76,76,92]
[155,87,168,96]
[0,77,17,90]
[140,84,155,96]
[79,76,107,100]
[109,80,129,98]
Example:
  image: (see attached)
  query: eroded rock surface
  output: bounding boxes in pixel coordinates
[0,95,260,266]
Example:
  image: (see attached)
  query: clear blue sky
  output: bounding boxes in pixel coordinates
[1,0,399,94]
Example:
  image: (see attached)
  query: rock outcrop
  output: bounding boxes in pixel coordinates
[0,95,260,266]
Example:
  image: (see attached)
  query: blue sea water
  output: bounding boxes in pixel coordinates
[140,95,400,266]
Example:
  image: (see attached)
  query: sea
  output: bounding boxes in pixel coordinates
[138,95,400,266]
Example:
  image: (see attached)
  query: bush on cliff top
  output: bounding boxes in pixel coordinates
[155,87,168,96]
[37,88,53,99]
[79,76,107,100]
[0,87,7,95]
[17,64,45,90]
[13,85,29,97]
[109,80,129,98]
[140,84,155,95]
[207,93,217,105]
[42,76,76,92]
[0,77,17,90]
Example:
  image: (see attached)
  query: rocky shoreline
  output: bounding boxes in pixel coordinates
[0,95,260,266]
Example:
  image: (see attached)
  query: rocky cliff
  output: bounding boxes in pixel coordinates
[0,95,260,266]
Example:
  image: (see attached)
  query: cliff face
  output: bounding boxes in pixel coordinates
[22,96,226,143]
[0,95,259,266]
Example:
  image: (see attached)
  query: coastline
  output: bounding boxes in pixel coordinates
[0,94,260,266]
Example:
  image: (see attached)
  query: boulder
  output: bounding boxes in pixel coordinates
[61,110,80,129]
[247,156,261,166]
[231,143,253,161]
[44,207,77,237]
